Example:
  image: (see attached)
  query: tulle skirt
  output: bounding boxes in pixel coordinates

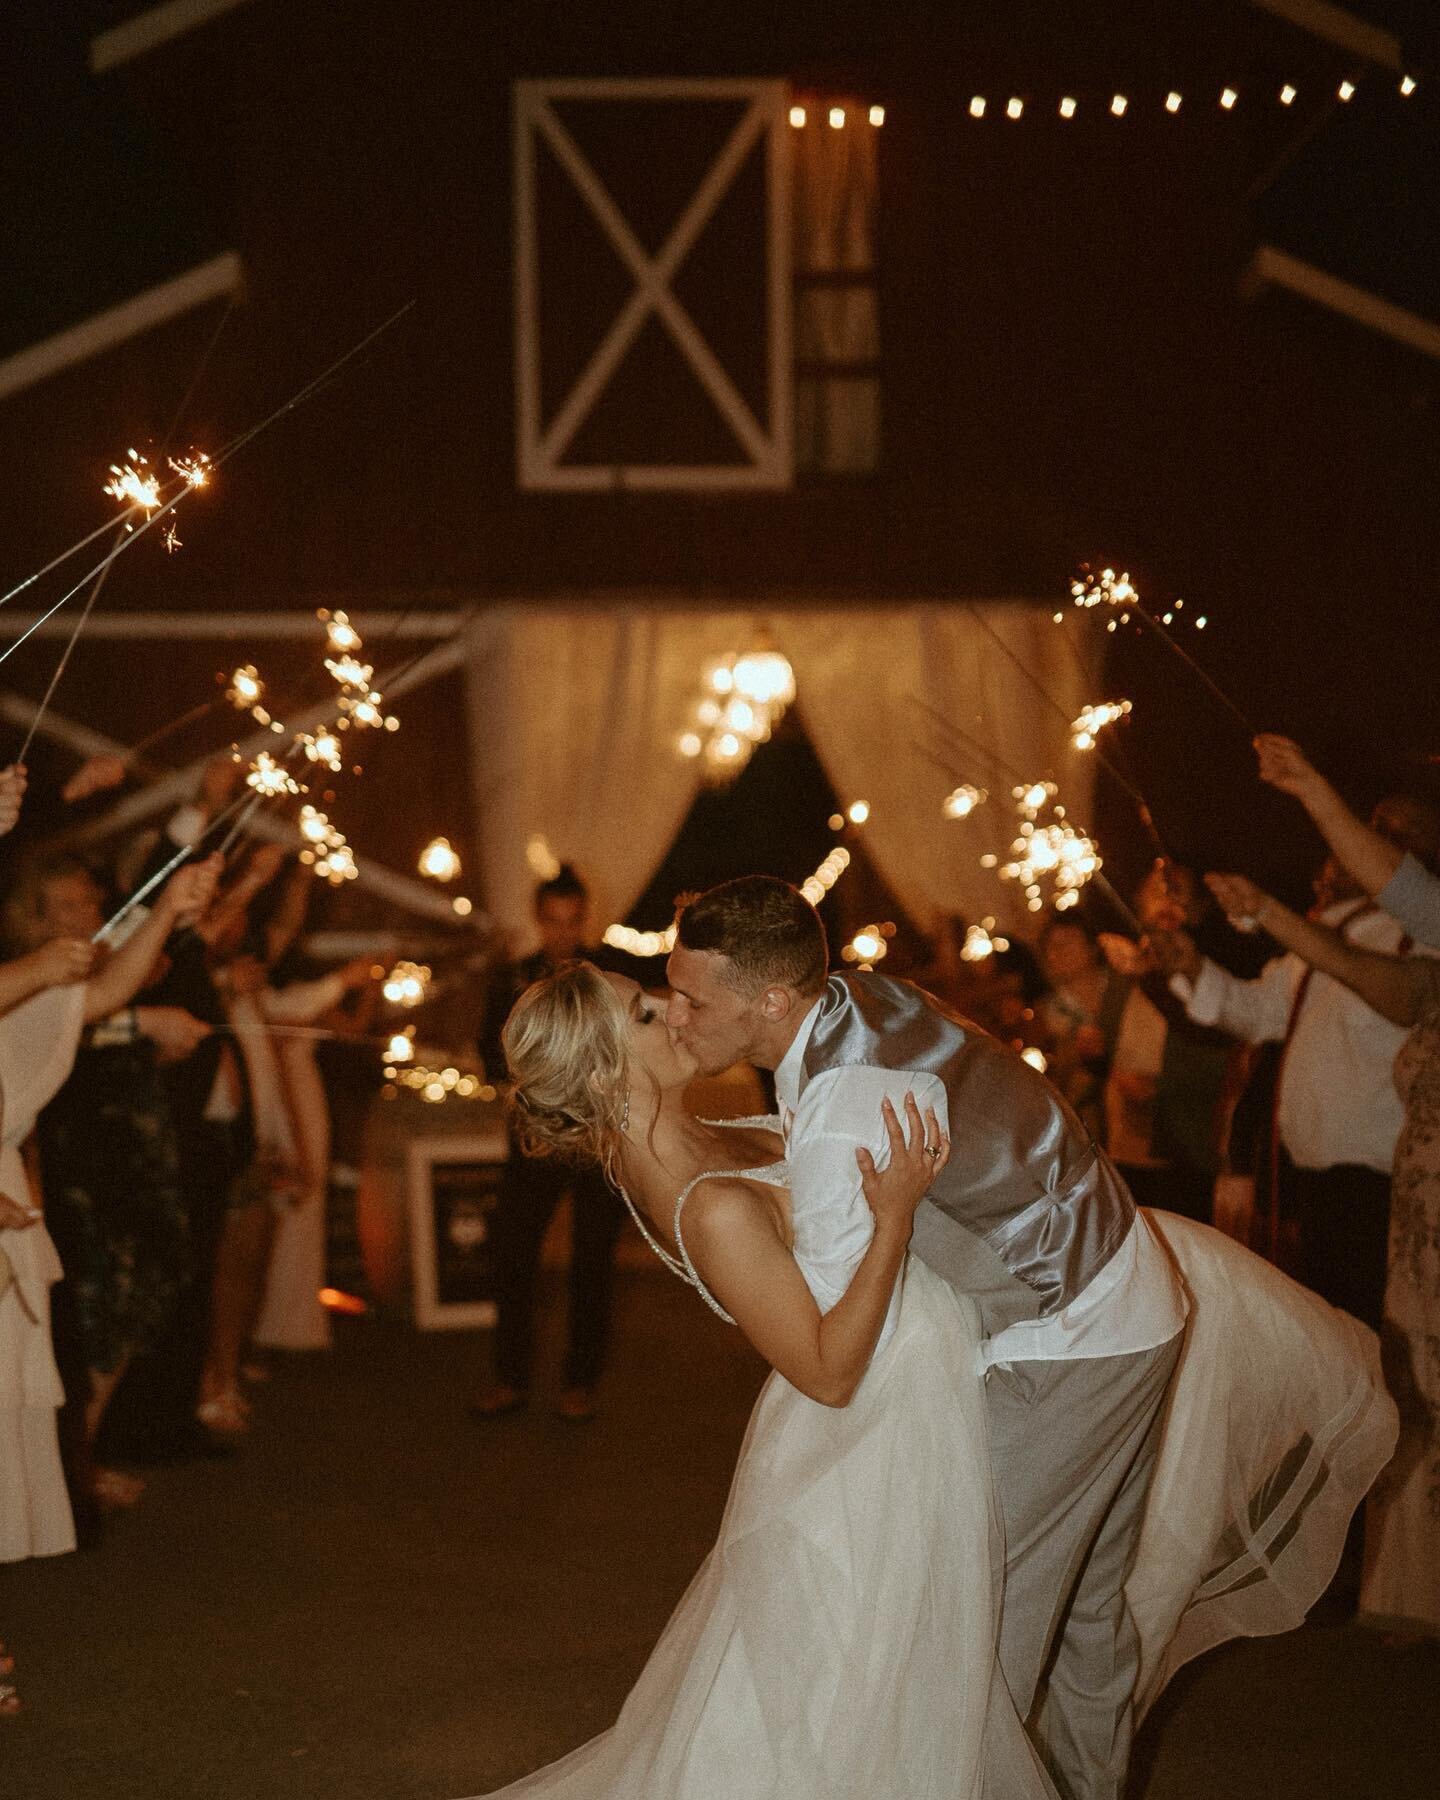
[465,1213,1397,1798]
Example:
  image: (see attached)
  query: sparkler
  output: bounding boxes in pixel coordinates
[1066,566,1257,735]
[960,918,1010,960]
[382,961,431,1007]
[1070,699,1132,752]
[299,728,344,771]
[244,751,301,798]
[103,453,161,516]
[942,784,987,820]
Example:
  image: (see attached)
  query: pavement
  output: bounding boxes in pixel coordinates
[1,1266,1435,1800]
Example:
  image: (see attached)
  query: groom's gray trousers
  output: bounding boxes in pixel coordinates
[983,1333,1184,1800]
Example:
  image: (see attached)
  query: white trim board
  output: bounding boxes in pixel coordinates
[0,611,462,641]
[91,0,255,72]
[0,254,244,402]
[1245,245,1440,361]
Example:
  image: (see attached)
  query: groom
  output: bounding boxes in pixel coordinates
[666,877,1187,1800]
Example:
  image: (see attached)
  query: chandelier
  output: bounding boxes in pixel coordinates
[678,649,797,782]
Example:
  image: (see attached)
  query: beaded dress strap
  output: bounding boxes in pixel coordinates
[618,1143,788,1327]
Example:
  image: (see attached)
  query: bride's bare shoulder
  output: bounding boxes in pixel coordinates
[681,1175,788,1250]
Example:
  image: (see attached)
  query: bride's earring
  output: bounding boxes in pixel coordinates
[619,1090,631,1135]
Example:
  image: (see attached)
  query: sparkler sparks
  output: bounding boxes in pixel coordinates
[300,728,344,771]
[296,805,359,883]
[325,654,374,691]
[998,783,1101,913]
[382,961,431,1007]
[227,665,264,709]
[418,837,461,882]
[960,918,1010,960]
[319,608,362,654]
[942,784,988,820]
[168,452,212,489]
[1070,699,1133,751]
[103,453,160,515]
[244,751,301,798]
[163,523,183,554]
[1069,566,1137,610]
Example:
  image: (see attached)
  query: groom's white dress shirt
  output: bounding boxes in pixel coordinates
[775,1000,1186,1367]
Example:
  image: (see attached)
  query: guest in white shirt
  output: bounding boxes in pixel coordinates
[1151,829,1439,1330]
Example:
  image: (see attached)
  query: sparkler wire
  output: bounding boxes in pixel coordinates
[0,298,417,650]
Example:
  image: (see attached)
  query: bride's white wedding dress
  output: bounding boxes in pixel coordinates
[466,1131,1397,1800]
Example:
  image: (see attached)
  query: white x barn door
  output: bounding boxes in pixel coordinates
[513,78,793,490]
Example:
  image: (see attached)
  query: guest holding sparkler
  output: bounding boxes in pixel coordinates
[0,854,218,1561]
[1256,735,1440,949]
[1204,864,1440,1641]
[1147,795,1440,1332]
[10,858,211,1516]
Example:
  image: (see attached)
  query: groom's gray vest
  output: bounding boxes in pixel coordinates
[800,972,1136,1337]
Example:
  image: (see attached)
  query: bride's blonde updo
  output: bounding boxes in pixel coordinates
[501,960,631,1173]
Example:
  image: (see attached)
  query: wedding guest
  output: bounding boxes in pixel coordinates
[1256,735,1440,948]
[8,859,212,1511]
[1205,870,1440,1640]
[0,857,217,1559]
[1037,917,1121,1142]
[102,835,260,1464]
[1149,801,1439,1330]
[471,866,625,1423]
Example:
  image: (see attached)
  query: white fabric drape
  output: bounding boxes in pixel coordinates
[466,605,1094,947]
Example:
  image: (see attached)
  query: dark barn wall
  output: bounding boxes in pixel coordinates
[3,0,1438,897]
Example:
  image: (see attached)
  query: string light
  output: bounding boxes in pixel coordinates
[602,921,677,958]
[1280,84,1297,106]
[789,104,806,128]
[828,106,845,129]
[1111,94,1128,116]
[942,784,987,820]
[799,844,851,907]
[969,96,986,118]
[1338,80,1355,102]
[1400,75,1416,97]
[1006,97,1024,120]
[1059,96,1077,118]
[847,799,870,825]
[418,836,461,882]
[842,922,895,968]
[1070,698,1132,752]
[1165,91,1183,113]
[1220,88,1237,110]
[868,105,885,126]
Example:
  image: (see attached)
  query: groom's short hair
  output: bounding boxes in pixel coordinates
[675,877,828,996]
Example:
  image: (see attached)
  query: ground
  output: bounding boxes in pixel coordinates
[1,1267,1436,1800]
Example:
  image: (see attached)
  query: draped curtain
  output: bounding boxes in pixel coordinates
[465,605,1093,949]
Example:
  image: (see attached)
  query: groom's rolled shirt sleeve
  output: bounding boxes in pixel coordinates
[787,1066,948,1356]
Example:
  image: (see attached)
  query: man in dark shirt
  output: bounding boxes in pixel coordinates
[472,867,625,1422]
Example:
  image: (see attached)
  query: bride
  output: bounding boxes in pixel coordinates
[467,962,1398,1800]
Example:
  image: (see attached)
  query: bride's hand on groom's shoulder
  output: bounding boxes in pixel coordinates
[857,1093,949,1240]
